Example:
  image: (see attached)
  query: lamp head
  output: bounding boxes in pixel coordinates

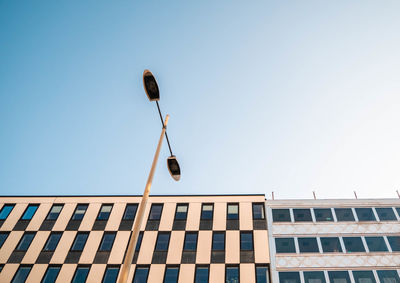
[167,156,181,181]
[143,70,160,101]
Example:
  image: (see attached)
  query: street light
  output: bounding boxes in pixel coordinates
[118,70,181,283]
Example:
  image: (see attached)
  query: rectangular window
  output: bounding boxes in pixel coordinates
[387,236,400,251]
[43,232,62,251]
[72,204,88,220]
[279,272,301,283]
[72,266,90,283]
[293,209,312,222]
[320,237,342,253]
[352,271,376,283]
[123,204,138,220]
[212,232,225,251]
[298,237,319,253]
[272,209,291,222]
[99,232,116,251]
[227,203,239,220]
[16,232,35,251]
[201,204,214,220]
[304,271,326,283]
[46,204,63,220]
[102,266,119,283]
[149,204,163,220]
[164,266,179,283]
[0,204,15,220]
[11,266,32,283]
[256,265,269,283]
[334,208,355,221]
[133,266,149,283]
[183,232,198,251]
[97,204,113,220]
[355,208,376,221]
[375,208,397,221]
[21,204,39,220]
[42,266,61,283]
[0,232,9,249]
[314,208,333,221]
[252,203,265,220]
[71,233,89,251]
[135,232,143,252]
[377,270,400,283]
[365,236,388,252]
[175,204,188,220]
[155,232,170,251]
[396,207,400,216]
[195,266,209,283]
[328,271,351,283]
[343,237,365,252]
[240,231,253,251]
[226,266,239,283]
[275,238,296,253]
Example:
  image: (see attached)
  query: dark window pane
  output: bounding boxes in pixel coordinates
[184,233,197,251]
[343,237,365,253]
[355,208,376,221]
[16,233,35,251]
[256,266,269,283]
[133,267,149,283]
[72,204,88,220]
[175,204,188,220]
[377,270,400,283]
[365,237,388,252]
[99,233,116,251]
[226,266,239,283]
[253,203,265,220]
[155,233,170,251]
[279,272,301,283]
[353,271,376,283]
[135,232,143,252]
[320,237,342,253]
[72,267,90,283]
[42,266,61,283]
[164,267,179,283]
[21,205,39,220]
[275,238,296,253]
[0,232,9,249]
[304,272,326,283]
[328,271,351,283]
[47,205,63,220]
[44,233,62,251]
[11,266,32,283]
[71,233,89,251]
[397,207,400,217]
[387,236,400,251]
[149,204,163,220]
[314,208,333,222]
[98,205,113,220]
[212,232,224,251]
[376,208,397,221]
[298,238,319,253]
[240,232,253,251]
[227,204,239,220]
[293,209,312,222]
[334,208,355,221]
[102,267,119,283]
[201,204,213,220]
[123,204,138,220]
[272,209,291,222]
[195,266,209,283]
[0,204,14,220]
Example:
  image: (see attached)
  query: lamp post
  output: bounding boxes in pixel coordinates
[118,70,181,283]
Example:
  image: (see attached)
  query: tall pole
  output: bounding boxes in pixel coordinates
[118,115,169,283]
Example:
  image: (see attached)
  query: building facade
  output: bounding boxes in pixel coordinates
[0,194,270,282]
[266,199,400,283]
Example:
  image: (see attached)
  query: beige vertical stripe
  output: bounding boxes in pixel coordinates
[166,231,185,264]
[239,202,253,230]
[0,204,27,231]
[22,231,49,264]
[147,264,165,282]
[79,203,101,231]
[159,202,175,231]
[0,264,18,283]
[26,203,51,231]
[137,231,157,264]
[80,231,103,263]
[87,264,106,282]
[0,231,23,262]
[209,264,225,283]
[240,263,256,283]
[109,231,130,264]
[52,203,75,231]
[213,202,227,230]
[26,264,47,283]
[254,230,270,263]
[178,264,195,283]
[51,231,76,264]
[226,231,240,263]
[55,264,76,283]
[105,203,125,231]
[196,230,212,263]
[186,202,201,231]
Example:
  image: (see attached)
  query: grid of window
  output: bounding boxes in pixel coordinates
[298,237,319,253]
[136,232,144,252]
[0,204,15,220]
[46,204,63,220]
[21,204,39,220]
[272,209,291,222]
[275,238,296,253]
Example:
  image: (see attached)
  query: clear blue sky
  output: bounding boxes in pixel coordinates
[1,1,400,199]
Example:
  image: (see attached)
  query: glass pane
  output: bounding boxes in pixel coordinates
[17,233,35,251]
[184,233,197,251]
[343,237,365,252]
[387,236,400,251]
[320,237,342,253]
[226,266,239,283]
[212,232,225,251]
[44,233,62,251]
[123,204,138,220]
[334,208,355,221]
[72,267,90,283]
[377,270,400,283]
[149,204,163,220]
[227,204,239,220]
[328,271,351,283]
[11,266,32,283]
[304,271,326,283]
[164,267,179,283]
[397,207,400,217]
[365,237,388,252]
[375,208,397,221]
[201,204,213,220]
[240,232,253,251]
[21,205,39,220]
[0,232,9,249]
[293,209,312,222]
[195,266,209,283]
[72,204,88,220]
[314,208,333,221]
[133,267,149,283]
[99,233,116,251]
[155,233,170,251]
[272,209,291,222]
[279,272,301,283]
[102,267,119,283]
[353,271,376,283]
[47,205,63,220]
[0,204,14,220]
[298,238,319,253]
[98,205,112,220]
[275,238,296,253]
[42,266,61,283]
[253,204,265,220]
[175,204,188,220]
[256,266,269,283]
[135,232,143,252]
[71,233,88,251]
[355,208,376,221]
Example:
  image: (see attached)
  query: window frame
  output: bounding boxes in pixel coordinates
[255,264,270,283]
[272,209,291,222]
[122,204,138,221]
[212,231,225,251]
[20,204,39,221]
[328,271,351,283]
[101,265,120,283]
[98,232,117,252]
[375,207,397,221]
[133,265,150,283]
[174,203,189,220]
[225,265,240,283]
[355,208,376,221]
[41,265,61,283]
[387,236,400,252]
[334,208,355,222]
[155,232,171,252]
[314,208,334,222]
[45,204,64,221]
[15,232,36,251]
[194,265,210,283]
[96,204,113,221]
[70,232,89,252]
[42,232,62,252]
[0,204,15,220]
[342,237,366,253]
[320,237,343,253]
[71,265,91,283]
[297,237,320,253]
[183,232,198,251]
[0,232,9,249]
[227,203,239,220]
[148,203,164,221]
[163,265,180,283]
[275,238,296,254]
[293,208,313,222]
[252,203,266,220]
[71,204,89,221]
[240,231,254,251]
[201,203,214,220]
[365,236,388,252]
[304,271,326,283]
[11,265,32,283]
